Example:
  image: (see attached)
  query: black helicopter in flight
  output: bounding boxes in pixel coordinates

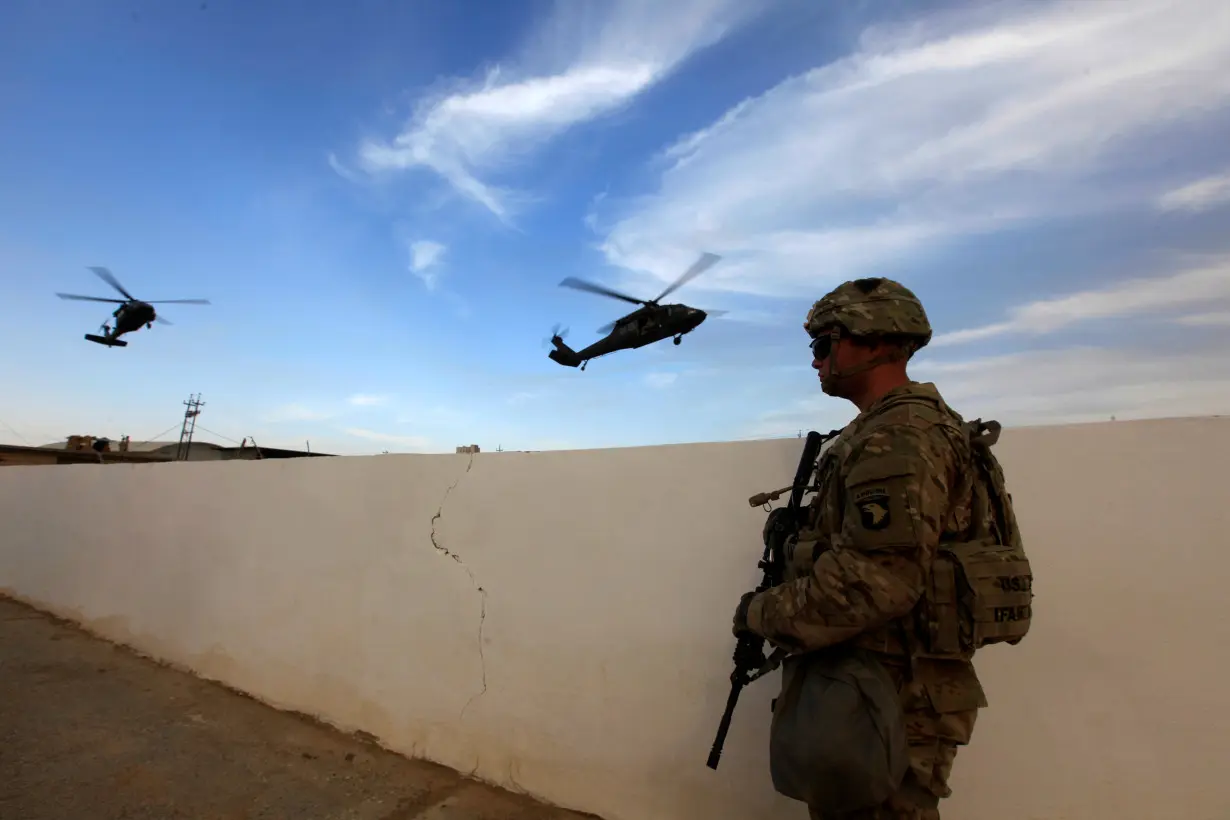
[56,266,210,347]
[547,252,726,370]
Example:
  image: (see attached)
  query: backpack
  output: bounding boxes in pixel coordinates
[923,418,1034,655]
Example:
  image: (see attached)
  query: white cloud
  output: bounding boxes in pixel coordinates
[326,152,364,184]
[598,0,1230,297]
[911,347,1230,426]
[1177,311,1230,327]
[644,372,678,388]
[263,404,333,423]
[347,394,388,407]
[506,390,543,406]
[350,0,758,220]
[931,255,1230,346]
[408,240,447,289]
[343,427,432,450]
[748,345,1230,437]
[1157,169,1230,213]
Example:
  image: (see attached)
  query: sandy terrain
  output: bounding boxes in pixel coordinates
[0,594,600,820]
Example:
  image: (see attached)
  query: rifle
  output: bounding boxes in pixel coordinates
[706,429,832,770]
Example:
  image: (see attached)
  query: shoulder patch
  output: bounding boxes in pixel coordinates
[854,487,892,530]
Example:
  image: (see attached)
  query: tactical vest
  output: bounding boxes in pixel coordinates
[805,390,1033,660]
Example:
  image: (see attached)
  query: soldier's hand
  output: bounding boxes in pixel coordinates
[762,507,795,546]
[733,634,766,671]
[732,590,756,636]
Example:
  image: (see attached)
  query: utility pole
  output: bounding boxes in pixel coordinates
[176,393,204,461]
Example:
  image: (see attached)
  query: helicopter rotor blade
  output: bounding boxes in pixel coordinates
[87,266,136,301]
[652,252,722,303]
[145,298,211,305]
[56,293,126,303]
[559,276,645,306]
[596,319,618,335]
[155,315,173,325]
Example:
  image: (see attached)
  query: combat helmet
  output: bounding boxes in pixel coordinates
[805,277,932,351]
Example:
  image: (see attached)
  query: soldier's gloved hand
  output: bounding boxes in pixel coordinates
[762,507,794,546]
[732,590,757,636]
[733,634,766,671]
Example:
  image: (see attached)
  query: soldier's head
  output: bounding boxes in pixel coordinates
[804,277,931,404]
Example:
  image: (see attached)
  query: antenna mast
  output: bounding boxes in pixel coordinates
[176,393,204,461]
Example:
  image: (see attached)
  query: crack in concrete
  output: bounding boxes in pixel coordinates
[428,452,488,719]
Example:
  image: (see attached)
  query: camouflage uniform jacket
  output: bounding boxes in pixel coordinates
[743,380,989,710]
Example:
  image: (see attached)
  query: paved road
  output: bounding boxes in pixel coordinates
[0,595,599,820]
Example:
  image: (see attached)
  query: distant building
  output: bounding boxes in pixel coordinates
[98,438,334,461]
[456,444,481,454]
[0,441,170,467]
[0,435,336,466]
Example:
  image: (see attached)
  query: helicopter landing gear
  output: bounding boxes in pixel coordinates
[581,360,588,371]
[673,334,682,345]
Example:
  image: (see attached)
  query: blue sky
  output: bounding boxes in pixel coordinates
[2,0,1229,455]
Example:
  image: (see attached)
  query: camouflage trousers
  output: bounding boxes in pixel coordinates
[807,692,978,819]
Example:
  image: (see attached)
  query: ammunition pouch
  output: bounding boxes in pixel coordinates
[923,538,1033,654]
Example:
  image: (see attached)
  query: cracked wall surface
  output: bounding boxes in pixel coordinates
[427,452,487,718]
[0,416,1228,820]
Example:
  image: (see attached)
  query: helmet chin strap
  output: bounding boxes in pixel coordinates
[820,326,909,391]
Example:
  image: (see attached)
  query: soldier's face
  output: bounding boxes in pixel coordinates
[812,330,875,397]
[811,332,844,394]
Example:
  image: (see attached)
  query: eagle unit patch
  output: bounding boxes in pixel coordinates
[853,485,891,530]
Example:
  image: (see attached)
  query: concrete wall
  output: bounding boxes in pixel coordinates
[1,416,1227,820]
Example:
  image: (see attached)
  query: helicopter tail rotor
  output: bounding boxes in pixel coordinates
[541,322,570,348]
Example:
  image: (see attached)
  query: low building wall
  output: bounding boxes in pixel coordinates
[0,416,1226,820]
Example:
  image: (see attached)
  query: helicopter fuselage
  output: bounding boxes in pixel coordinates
[58,265,210,348]
[549,252,722,369]
[549,303,707,367]
[109,301,157,336]
[605,303,707,348]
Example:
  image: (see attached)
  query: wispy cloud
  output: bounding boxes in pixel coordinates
[598,0,1230,297]
[931,255,1230,346]
[911,347,1230,426]
[405,240,445,290]
[343,427,431,450]
[644,371,678,388]
[747,345,1230,437]
[506,390,543,406]
[1157,168,1230,213]
[348,0,759,221]
[347,393,388,407]
[262,403,333,423]
[1177,311,1230,327]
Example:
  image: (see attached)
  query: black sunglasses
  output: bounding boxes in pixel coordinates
[810,331,837,360]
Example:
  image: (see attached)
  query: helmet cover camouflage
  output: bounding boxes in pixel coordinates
[804,277,932,350]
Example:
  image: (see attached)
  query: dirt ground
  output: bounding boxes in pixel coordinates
[0,595,601,820]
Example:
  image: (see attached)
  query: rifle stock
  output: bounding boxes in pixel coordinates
[706,429,829,770]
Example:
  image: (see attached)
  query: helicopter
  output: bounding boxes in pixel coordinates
[55,266,210,348]
[546,251,726,370]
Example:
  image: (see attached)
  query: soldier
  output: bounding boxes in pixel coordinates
[731,277,1030,819]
